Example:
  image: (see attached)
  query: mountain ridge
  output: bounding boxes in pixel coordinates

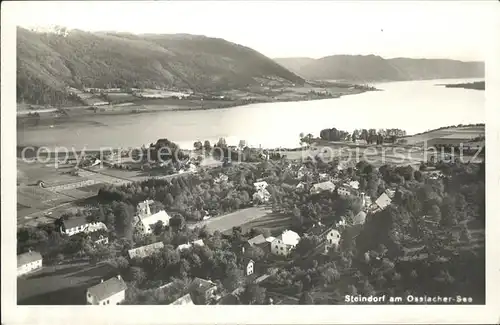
[274,55,484,82]
[17,27,305,106]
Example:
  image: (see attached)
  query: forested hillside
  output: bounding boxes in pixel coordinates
[17,27,304,106]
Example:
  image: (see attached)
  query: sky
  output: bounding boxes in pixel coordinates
[8,1,494,61]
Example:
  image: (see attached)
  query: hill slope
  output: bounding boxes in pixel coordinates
[274,55,484,82]
[17,28,304,106]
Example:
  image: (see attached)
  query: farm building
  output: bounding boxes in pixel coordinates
[57,217,108,237]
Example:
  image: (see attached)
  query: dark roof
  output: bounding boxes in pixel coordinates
[307,225,331,237]
[242,257,254,266]
[63,217,90,229]
[247,234,266,246]
[87,276,127,301]
[17,251,42,267]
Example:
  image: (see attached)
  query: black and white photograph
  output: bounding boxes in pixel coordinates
[2,0,499,324]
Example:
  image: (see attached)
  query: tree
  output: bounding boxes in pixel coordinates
[223,268,244,292]
[193,141,203,151]
[170,214,186,230]
[245,246,265,261]
[153,221,165,235]
[294,236,321,257]
[130,266,147,284]
[241,283,267,305]
[216,137,227,148]
[55,253,65,264]
[299,291,314,305]
[203,140,212,152]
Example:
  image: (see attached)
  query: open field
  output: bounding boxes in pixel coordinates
[17,159,85,186]
[235,213,294,236]
[17,261,116,305]
[400,126,484,145]
[188,207,272,233]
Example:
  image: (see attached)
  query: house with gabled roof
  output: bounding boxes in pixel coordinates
[190,277,221,304]
[270,230,300,256]
[242,257,255,276]
[374,192,392,212]
[57,217,108,237]
[243,234,269,254]
[134,200,171,235]
[310,181,336,195]
[17,250,43,277]
[307,223,341,254]
[128,241,164,259]
[176,239,205,252]
[86,275,127,305]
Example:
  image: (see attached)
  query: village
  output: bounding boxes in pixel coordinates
[17,136,485,305]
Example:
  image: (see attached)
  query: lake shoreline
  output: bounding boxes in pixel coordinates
[17,86,375,118]
[16,78,484,151]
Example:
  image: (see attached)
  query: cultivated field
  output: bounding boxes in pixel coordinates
[235,213,294,236]
[401,126,484,145]
[188,207,272,233]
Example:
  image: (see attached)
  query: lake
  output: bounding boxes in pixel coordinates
[17,78,485,151]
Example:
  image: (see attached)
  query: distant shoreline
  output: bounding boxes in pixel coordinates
[436,80,485,91]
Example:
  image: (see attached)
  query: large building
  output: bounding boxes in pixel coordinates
[57,217,108,237]
[17,251,43,277]
[128,241,165,259]
[134,200,171,235]
[270,230,300,256]
[310,181,336,195]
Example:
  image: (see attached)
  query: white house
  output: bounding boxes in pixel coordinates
[17,250,43,277]
[271,230,300,256]
[307,225,341,254]
[374,193,392,211]
[337,185,352,197]
[349,181,360,190]
[318,173,330,181]
[214,173,229,184]
[128,241,165,259]
[243,258,255,276]
[310,181,336,195]
[86,275,127,305]
[176,239,205,252]
[253,181,271,203]
[59,218,108,237]
[324,229,341,252]
[88,230,109,246]
[253,181,268,191]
